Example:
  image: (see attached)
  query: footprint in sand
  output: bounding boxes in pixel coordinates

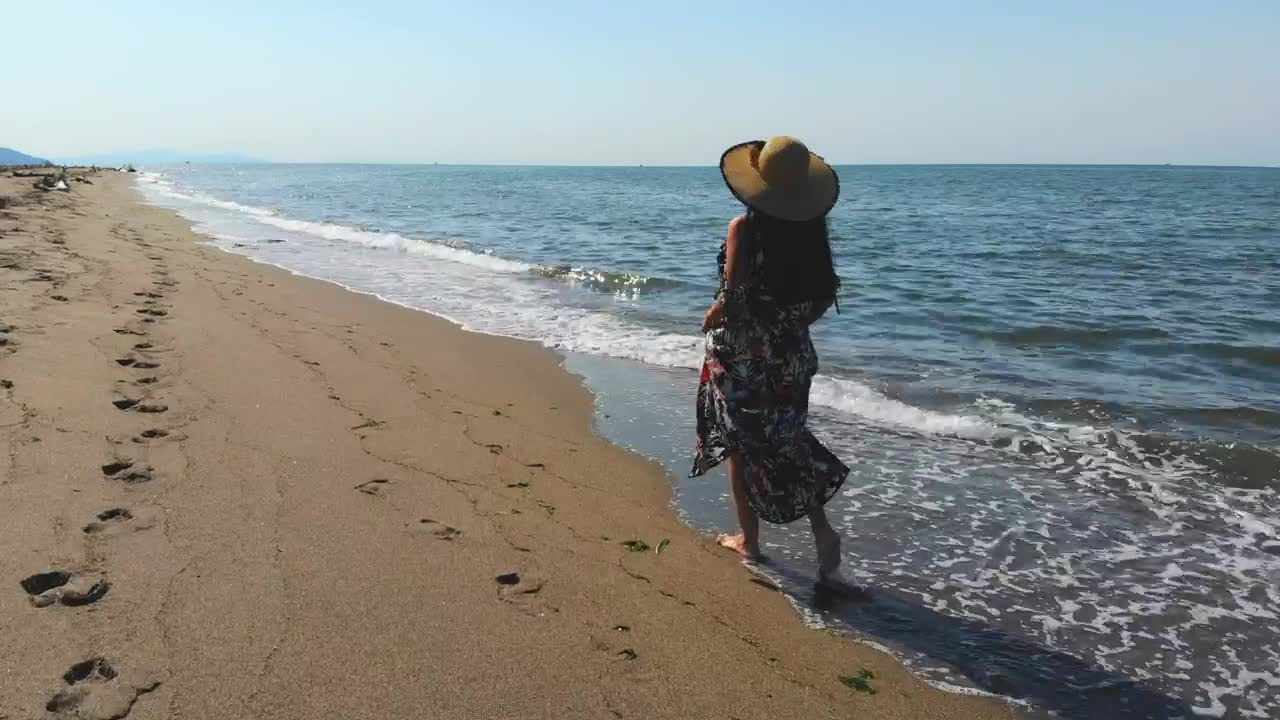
[494,572,544,595]
[135,308,167,317]
[355,478,391,496]
[83,507,157,535]
[113,327,146,336]
[101,461,153,484]
[131,428,170,443]
[112,398,168,413]
[46,658,159,720]
[83,508,131,533]
[494,571,548,616]
[51,295,69,302]
[133,377,159,386]
[116,357,160,369]
[132,342,153,350]
[19,571,110,608]
[417,518,462,541]
[132,292,162,299]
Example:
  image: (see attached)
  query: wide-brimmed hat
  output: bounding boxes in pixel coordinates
[720,136,839,222]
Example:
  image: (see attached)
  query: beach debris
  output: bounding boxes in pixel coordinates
[495,572,521,585]
[350,418,383,430]
[838,669,877,695]
[33,169,72,192]
[506,481,529,488]
[613,625,630,632]
[621,540,649,553]
[655,538,670,554]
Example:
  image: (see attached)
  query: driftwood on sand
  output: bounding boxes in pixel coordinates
[34,170,70,192]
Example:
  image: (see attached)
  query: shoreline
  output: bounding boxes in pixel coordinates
[0,171,1010,718]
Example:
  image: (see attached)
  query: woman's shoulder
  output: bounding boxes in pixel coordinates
[727,213,755,251]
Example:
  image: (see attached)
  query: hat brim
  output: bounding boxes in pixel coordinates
[720,140,839,222]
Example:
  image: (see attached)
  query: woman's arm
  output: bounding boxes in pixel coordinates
[702,215,748,332]
[723,214,748,290]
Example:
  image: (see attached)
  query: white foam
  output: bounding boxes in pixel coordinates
[811,375,999,440]
[137,173,531,274]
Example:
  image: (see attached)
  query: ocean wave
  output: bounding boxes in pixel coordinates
[985,324,1170,348]
[1188,342,1280,368]
[531,264,683,295]
[137,172,533,274]
[1175,404,1280,431]
[811,376,999,440]
[981,398,1280,492]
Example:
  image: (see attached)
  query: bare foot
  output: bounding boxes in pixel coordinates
[817,568,871,599]
[815,531,870,598]
[717,533,765,563]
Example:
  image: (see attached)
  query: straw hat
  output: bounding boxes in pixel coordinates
[720,137,839,222]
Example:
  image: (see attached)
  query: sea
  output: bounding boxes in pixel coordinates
[134,164,1279,720]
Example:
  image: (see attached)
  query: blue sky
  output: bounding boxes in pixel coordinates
[4,1,1277,165]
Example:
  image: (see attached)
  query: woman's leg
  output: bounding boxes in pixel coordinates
[717,452,764,560]
[808,504,868,594]
[807,503,842,578]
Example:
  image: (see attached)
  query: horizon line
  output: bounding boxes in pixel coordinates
[85,160,1280,170]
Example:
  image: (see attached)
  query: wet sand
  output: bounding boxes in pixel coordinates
[0,171,1011,719]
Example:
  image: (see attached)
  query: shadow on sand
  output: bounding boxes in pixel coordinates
[760,564,1194,720]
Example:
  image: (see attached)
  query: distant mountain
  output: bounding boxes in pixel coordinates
[58,149,264,166]
[0,147,52,166]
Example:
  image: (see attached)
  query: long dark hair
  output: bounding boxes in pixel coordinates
[747,209,840,307]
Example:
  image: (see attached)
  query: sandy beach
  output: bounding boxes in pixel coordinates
[0,171,1010,719]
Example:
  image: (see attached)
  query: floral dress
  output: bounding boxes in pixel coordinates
[690,234,850,525]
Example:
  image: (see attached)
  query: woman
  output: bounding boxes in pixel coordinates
[691,136,853,588]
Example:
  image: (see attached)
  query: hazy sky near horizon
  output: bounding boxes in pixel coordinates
[5,1,1278,165]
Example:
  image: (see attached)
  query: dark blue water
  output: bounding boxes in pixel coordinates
[137,164,1280,719]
